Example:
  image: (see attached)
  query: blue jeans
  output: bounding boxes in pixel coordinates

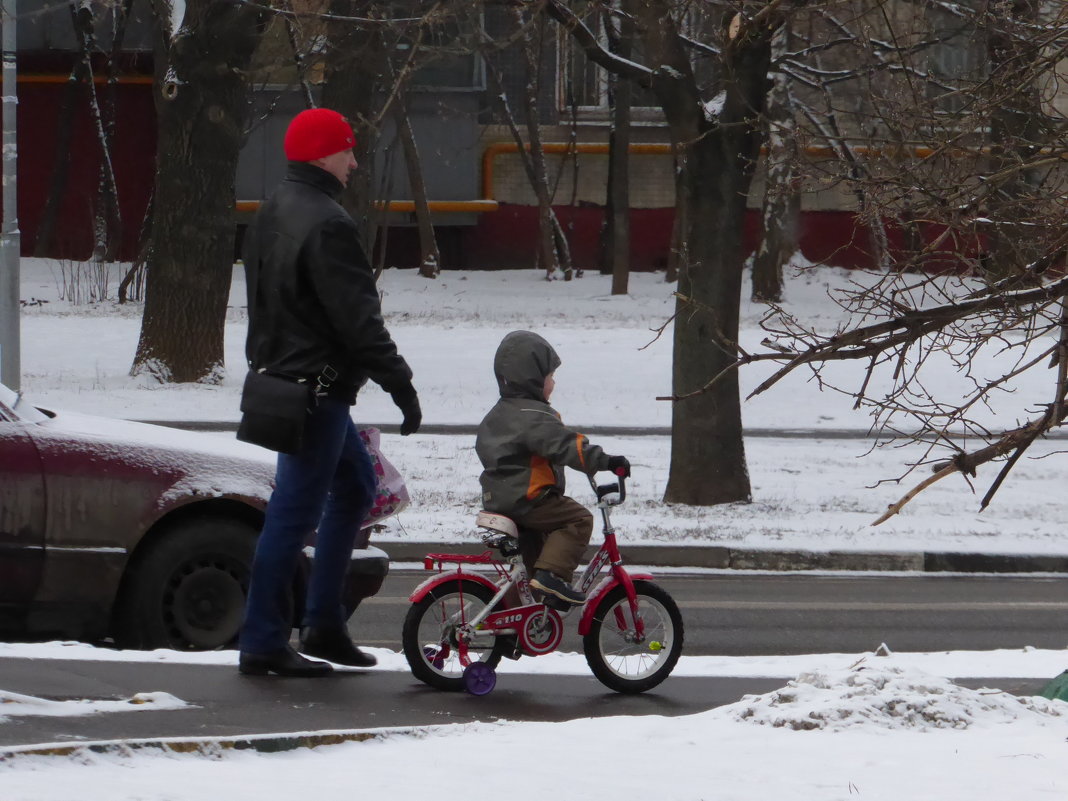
[239,398,376,655]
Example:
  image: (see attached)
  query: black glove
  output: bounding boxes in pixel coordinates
[389,382,422,436]
[606,455,631,478]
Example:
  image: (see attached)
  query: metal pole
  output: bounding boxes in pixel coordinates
[0,0,18,390]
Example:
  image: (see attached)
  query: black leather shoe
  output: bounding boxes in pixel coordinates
[238,645,333,677]
[300,626,377,668]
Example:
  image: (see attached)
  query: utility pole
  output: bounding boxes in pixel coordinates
[0,0,18,390]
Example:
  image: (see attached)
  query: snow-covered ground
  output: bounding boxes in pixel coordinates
[1,646,1067,801]
[5,259,1068,799]
[13,258,1068,552]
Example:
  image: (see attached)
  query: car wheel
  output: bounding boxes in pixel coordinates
[112,518,257,651]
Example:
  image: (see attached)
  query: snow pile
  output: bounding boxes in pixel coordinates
[724,663,1066,731]
[0,691,188,723]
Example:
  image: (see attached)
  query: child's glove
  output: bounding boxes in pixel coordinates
[388,381,422,436]
[606,455,631,477]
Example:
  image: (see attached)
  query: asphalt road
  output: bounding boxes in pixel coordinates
[360,569,1068,655]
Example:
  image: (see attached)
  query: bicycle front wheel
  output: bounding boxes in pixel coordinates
[402,579,509,692]
[583,580,684,694]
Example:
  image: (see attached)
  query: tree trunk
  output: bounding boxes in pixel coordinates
[131,0,265,383]
[600,4,632,295]
[665,136,755,505]
[70,3,122,263]
[661,24,774,506]
[392,92,440,277]
[984,0,1044,280]
[321,2,386,249]
[518,12,560,279]
[665,161,684,284]
[96,0,135,263]
[752,25,798,304]
[32,69,82,258]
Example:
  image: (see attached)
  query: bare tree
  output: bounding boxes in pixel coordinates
[599,0,634,295]
[131,0,267,383]
[471,2,587,279]
[547,0,789,505]
[316,1,469,272]
[392,88,441,278]
[34,1,127,261]
[320,0,390,243]
[752,22,798,303]
[676,0,1068,519]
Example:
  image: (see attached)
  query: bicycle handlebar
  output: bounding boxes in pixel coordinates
[589,470,626,505]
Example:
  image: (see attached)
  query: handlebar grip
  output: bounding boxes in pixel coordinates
[595,475,627,503]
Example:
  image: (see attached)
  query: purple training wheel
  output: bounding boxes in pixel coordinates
[463,662,497,696]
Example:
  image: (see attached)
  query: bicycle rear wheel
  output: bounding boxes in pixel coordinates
[403,579,509,691]
[583,580,684,694]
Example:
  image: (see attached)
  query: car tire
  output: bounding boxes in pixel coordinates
[112,518,257,651]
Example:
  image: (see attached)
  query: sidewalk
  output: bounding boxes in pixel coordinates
[0,655,1051,755]
[0,659,788,754]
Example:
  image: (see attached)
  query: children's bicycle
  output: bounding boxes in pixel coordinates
[401,471,684,695]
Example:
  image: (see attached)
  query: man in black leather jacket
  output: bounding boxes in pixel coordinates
[237,108,421,677]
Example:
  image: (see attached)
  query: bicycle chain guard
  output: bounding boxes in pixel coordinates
[518,607,564,656]
[481,603,564,656]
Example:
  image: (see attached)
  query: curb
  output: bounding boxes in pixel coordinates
[381,542,1068,573]
[0,728,409,761]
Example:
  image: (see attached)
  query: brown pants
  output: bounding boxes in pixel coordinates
[514,494,593,581]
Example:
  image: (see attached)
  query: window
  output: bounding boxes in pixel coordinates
[558,1,661,117]
[393,5,484,90]
[925,2,987,114]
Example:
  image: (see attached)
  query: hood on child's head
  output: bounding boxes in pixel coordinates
[493,330,561,401]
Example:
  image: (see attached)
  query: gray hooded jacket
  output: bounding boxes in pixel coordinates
[476,331,611,515]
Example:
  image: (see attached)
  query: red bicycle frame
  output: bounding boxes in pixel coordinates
[408,472,650,655]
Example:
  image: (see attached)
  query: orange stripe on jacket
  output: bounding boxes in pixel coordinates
[526,455,556,500]
[575,433,586,470]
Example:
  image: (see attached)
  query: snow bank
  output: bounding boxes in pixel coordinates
[722,663,1066,732]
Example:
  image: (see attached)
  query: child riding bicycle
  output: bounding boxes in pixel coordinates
[475,330,630,607]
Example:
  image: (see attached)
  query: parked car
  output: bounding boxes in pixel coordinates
[0,383,387,651]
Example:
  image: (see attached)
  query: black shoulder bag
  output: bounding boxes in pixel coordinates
[237,244,312,454]
[237,369,311,454]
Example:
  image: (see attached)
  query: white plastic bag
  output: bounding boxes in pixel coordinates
[358,426,410,527]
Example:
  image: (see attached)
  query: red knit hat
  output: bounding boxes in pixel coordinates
[283,108,356,162]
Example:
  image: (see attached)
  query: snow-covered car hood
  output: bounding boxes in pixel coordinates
[30,409,276,507]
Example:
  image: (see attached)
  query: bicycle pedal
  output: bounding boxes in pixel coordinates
[534,591,572,613]
[502,636,523,660]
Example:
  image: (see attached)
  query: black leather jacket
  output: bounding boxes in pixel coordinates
[243,163,412,402]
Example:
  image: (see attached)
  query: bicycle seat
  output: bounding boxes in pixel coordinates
[476,511,519,538]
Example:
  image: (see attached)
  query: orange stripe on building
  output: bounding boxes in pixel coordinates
[526,455,556,501]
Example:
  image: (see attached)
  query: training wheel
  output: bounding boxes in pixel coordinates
[463,662,497,696]
[423,645,446,670]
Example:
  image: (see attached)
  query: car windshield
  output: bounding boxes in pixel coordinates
[0,382,51,423]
